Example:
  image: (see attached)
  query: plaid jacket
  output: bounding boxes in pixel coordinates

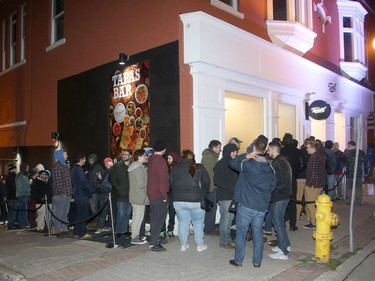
[52,161,73,196]
[306,152,326,188]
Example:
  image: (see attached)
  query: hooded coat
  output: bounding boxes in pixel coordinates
[128,161,149,205]
[201,148,219,192]
[214,143,239,201]
[229,154,276,212]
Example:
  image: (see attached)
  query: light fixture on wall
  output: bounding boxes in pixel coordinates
[119,53,129,65]
[51,132,59,140]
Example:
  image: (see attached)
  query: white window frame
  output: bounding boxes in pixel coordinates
[266,0,313,29]
[1,19,6,71]
[210,0,244,19]
[10,12,17,67]
[337,0,367,81]
[21,3,26,61]
[49,0,65,47]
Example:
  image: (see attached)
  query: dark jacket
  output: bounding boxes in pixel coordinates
[214,143,239,201]
[229,154,276,212]
[270,155,292,203]
[87,154,104,194]
[280,144,301,178]
[31,177,52,204]
[345,148,369,178]
[110,161,130,202]
[201,148,219,192]
[297,146,309,179]
[71,164,92,199]
[6,172,17,200]
[170,160,210,202]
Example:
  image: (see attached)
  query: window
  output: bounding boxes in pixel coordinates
[268,0,313,28]
[10,12,17,66]
[1,20,6,71]
[21,4,26,61]
[210,0,244,19]
[51,0,64,44]
[266,0,316,55]
[337,0,367,81]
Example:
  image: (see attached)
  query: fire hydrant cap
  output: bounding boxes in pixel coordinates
[318,194,332,203]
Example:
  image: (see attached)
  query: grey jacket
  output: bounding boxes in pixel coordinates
[128,161,149,205]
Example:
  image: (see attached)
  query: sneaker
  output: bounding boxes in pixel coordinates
[80,234,92,239]
[220,243,235,249]
[159,237,168,244]
[139,235,147,241]
[303,223,316,230]
[131,237,147,245]
[181,244,189,252]
[95,228,104,234]
[263,230,272,236]
[167,231,175,237]
[149,243,166,252]
[197,244,208,252]
[269,251,288,260]
[102,227,112,232]
[271,246,291,252]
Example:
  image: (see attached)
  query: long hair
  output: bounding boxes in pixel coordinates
[181,149,197,177]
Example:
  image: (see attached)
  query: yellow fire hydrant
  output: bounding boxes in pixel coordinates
[312,194,339,263]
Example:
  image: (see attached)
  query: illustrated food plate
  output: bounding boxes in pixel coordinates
[135,84,148,104]
[114,103,125,123]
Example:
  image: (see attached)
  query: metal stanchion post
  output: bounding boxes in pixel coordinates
[106,192,122,248]
[45,195,51,236]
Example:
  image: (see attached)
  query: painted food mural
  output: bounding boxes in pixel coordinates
[110,60,150,158]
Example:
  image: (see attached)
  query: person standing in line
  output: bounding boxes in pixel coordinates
[228,140,276,268]
[160,152,181,238]
[0,175,7,224]
[51,149,73,238]
[87,154,104,226]
[147,140,169,252]
[31,169,52,232]
[296,138,310,219]
[15,163,30,229]
[228,137,243,150]
[367,143,374,178]
[267,142,292,260]
[332,142,345,200]
[128,149,149,245]
[170,150,210,252]
[324,140,337,201]
[214,143,239,249]
[201,140,221,235]
[344,141,369,205]
[6,164,18,230]
[280,133,302,231]
[303,141,326,229]
[71,153,93,239]
[95,157,114,234]
[110,150,132,238]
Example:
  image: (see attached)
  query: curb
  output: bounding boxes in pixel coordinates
[0,265,27,281]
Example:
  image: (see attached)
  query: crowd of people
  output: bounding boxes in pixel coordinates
[0,134,371,267]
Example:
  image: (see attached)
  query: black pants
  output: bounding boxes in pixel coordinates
[149,199,168,245]
[287,177,297,228]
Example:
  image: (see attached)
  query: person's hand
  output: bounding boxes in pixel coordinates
[163,199,167,202]
[96,172,102,180]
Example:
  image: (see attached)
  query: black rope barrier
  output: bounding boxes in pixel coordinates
[5,199,46,212]
[47,197,109,227]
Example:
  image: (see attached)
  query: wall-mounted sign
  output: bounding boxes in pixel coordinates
[307,100,331,120]
[109,60,150,158]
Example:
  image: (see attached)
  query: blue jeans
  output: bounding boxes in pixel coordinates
[52,194,71,233]
[204,189,217,234]
[270,199,290,255]
[17,196,29,228]
[335,174,344,199]
[73,197,90,237]
[97,194,110,229]
[115,201,132,234]
[173,201,205,246]
[264,207,272,232]
[327,174,335,200]
[234,204,266,266]
[218,200,234,244]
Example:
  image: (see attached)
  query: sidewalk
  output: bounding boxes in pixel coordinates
[0,195,374,281]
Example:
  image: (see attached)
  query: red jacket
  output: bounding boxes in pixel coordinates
[147,154,169,200]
